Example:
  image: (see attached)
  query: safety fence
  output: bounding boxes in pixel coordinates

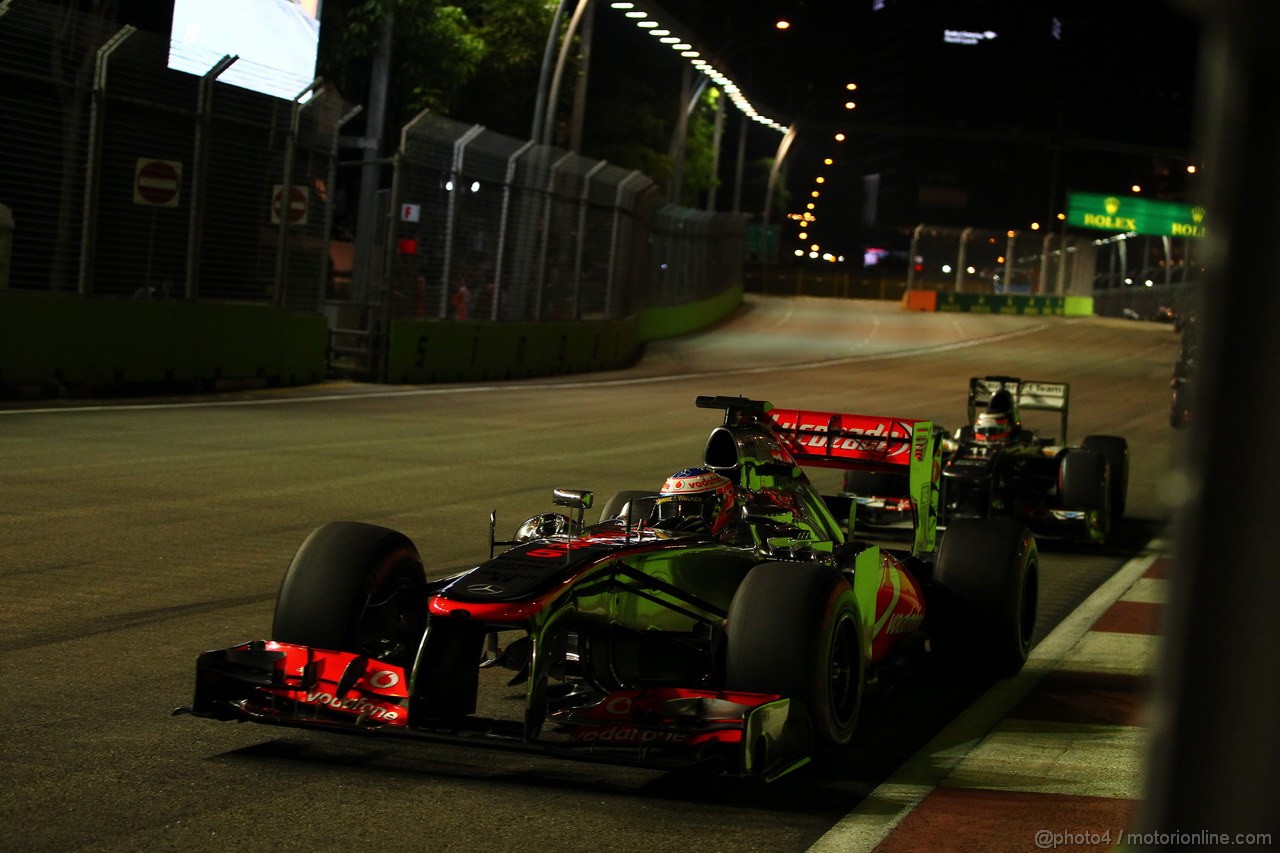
[905,224,1096,297]
[744,267,906,301]
[383,112,743,323]
[903,224,1205,312]
[0,0,743,333]
[1092,281,1199,322]
[0,0,353,311]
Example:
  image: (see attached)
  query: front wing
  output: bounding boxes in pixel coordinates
[180,640,811,781]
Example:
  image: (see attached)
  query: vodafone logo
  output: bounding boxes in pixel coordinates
[605,695,632,715]
[368,670,400,690]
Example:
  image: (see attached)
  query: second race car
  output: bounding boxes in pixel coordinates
[843,376,1130,543]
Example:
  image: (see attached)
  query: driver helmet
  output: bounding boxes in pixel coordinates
[652,467,737,535]
[974,389,1018,443]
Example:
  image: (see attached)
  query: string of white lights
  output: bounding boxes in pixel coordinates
[606,1,788,133]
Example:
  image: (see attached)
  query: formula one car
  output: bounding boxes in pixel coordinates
[1170,315,1198,428]
[844,377,1129,543]
[179,395,1038,781]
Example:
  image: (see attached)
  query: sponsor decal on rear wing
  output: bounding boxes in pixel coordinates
[768,409,928,470]
[769,409,938,555]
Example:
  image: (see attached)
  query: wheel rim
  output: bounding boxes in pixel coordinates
[356,568,426,663]
[828,612,861,728]
[1018,561,1038,651]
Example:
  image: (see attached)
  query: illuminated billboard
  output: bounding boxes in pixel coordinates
[1067,193,1206,238]
[168,0,322,101]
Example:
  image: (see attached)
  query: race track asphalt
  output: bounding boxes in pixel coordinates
[0,296,1186,852]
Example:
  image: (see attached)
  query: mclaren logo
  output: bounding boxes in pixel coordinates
[466,583,504,595]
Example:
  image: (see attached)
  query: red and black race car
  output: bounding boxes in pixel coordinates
[179,395,1038,781]
[843,377,1130,544]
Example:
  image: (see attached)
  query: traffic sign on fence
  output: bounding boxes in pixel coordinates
[744,224,777,257]
[133,158,182,207]
[271,184,309,225]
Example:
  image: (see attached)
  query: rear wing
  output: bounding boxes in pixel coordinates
[767,408,938,556]
[967,375,1070,442]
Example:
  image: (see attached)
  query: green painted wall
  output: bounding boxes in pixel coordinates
[385,285,744,384]
[0,291,327,390]
[0,282,1096,396]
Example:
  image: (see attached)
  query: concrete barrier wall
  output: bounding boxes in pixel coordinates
[0,291,328,392]
[385,285,744,384]
[0,285,743,394]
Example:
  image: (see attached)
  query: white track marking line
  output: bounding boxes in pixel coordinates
[0,324,1049,416]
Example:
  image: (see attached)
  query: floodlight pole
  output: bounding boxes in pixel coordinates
[532,0,569,144]
[761,124,798,255]
[352,8,394,306]
[542,0,591,147]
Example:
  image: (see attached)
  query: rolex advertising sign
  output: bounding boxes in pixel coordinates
[1067,192,1205,238]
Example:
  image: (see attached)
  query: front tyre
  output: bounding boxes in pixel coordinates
[931,518,1038,677]
[273,521,427,665]
[1059,449,1111,541]
[724,563,864,754]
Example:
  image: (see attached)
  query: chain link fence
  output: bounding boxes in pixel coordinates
[383,112,742,323]
[2,0,744,343]
[2,0,353,308]
[905,224,1096,296]
[0,0,354,310]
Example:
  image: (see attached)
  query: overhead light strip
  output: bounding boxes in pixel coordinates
[608,1,786,133]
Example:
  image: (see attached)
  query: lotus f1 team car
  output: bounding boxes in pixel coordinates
[843,376,1129,544]
[179,396,1038,781]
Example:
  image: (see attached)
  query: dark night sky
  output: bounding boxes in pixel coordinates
[114,0,1204,254]
[630,0,1204,250]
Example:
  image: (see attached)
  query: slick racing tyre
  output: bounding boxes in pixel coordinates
[1082,435,1129,519]
[597,489,655,525]
[1059,448,1111,540]
[273,521,427,665]
[1170,386,1191,428]
[931,518,1038,677]
[725,563,864,755]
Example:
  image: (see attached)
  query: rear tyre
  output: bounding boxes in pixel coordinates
[725,563,864,754]
[1082,435,1129,519]
[273,521,427,665]
[1170,386,1191,428]
[931,518,1038,677]
[1059,449,1111,540]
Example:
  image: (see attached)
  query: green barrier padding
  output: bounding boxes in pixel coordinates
[0,291,326,390]
[1063,295,1095,316]
[0,203,13,291]
[935,292,1071,316]
[386,285,743,384]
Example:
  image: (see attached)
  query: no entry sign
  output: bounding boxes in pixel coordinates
[272,184,309,225]
[134,158,182,207]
